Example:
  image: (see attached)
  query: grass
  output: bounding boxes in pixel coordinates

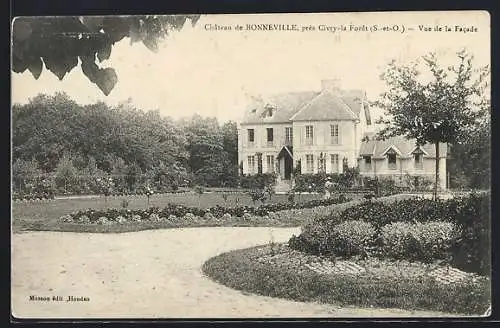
[12,192,326,233]
[202,244,491,316]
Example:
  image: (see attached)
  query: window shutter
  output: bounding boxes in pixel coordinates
[338,124,342,145]
[324,124,329,145]
[300,126,304,145]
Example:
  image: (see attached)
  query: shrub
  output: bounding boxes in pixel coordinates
[239,173,277,189]
[328,220,376,257]
[203,245,491,315]
[380,221,460,263]
[289,192,490,275]
[293,171,360,193]
[450,192,491,275]
[248,189,267,205]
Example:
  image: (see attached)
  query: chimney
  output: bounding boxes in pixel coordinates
[321,79,341,93]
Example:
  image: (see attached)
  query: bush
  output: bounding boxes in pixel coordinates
[380,221,460,263]
[60,194,354,227]
[289,192,490,275]
[450,192,491,275]
[203,245,491,315]
[328,220,376,257]
[239,173,277,189]
[293,172,360,193]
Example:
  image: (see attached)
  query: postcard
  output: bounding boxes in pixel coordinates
[11,11,491,319]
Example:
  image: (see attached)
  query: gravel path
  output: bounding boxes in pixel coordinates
[12,227,455,319]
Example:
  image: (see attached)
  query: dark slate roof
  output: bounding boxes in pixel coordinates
[359,132,448,158]
[240,88,367,124]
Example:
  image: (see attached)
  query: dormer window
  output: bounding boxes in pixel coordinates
[385,148,397,170]
[363,155,372,170]
[413,148,425,170]
[262,105,275,118]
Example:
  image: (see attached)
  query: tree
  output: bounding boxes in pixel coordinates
[447,102,490,189]
[12,15,200,95]
[374,50,489,199]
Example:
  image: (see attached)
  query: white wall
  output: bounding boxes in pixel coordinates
[292,120,358,171]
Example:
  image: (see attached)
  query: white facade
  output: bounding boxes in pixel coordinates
[237,79,446,190]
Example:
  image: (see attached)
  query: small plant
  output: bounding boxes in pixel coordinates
[144,185,154,206]
[221,193,229,203]
[96,176,114,203]
[121,198,129,209]
[287,190,295,204]
[269,228,277,256]
[264,184,274,201]
[248,189,266,206]
[194,185,205,206]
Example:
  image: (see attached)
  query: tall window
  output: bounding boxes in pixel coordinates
[414,153,423,170]
[363,156,372,170]
[330,124,339,144]
[305,125,314,145]
[266,155,275,173]
[247,129,255,146]
[266,128,274,146]
[387,153,397,170]
[306,154,314,173]
[330,154,339,173]
[247,155,255,174]
[285,127,293,144]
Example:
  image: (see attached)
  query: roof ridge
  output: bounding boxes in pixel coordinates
[336,92,360,120]
[288,91,323,121]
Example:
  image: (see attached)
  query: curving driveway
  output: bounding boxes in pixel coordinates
[12,227,455,319]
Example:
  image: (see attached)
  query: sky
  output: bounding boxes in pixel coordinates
[11,11,490,123]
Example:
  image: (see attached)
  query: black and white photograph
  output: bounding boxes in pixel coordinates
[11,11,491,319]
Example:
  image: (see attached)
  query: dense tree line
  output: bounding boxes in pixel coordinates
[12,92,238,191]
[11,91,488,193]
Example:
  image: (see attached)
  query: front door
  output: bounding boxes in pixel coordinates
[284,155,292,180]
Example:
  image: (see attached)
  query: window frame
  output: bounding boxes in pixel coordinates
[306,154,314,173]
[247,129,255,143]
[414,153,423,170]
[330,154,339,173]
[387,153,397,170]
[266,155,275,173]
[285,127,293,144]
[305,125,314,145]
[363,155,372,170]
[247,155,255,173]
[330,124,339,145]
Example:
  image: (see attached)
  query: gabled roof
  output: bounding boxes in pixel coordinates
[359,132,448,158]
[241,92,318,124]
[290,90,359,121]
[240,86,368,124]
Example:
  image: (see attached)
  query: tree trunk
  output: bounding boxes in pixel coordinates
[434,142,440,201]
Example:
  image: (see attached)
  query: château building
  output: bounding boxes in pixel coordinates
[237,79,447,191]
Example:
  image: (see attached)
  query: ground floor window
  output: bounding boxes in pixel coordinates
[330,154,339,173]
[266,155,275,173]
[306,154,314,173]
[247,155,255,174]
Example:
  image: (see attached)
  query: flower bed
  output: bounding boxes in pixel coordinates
[289,192,490,275]
[58,195,352,226]
[13,192,55,201]
[202,244,490,315]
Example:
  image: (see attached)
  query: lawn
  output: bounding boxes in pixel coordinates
[12,191,325,233]
[202,243,490,316]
